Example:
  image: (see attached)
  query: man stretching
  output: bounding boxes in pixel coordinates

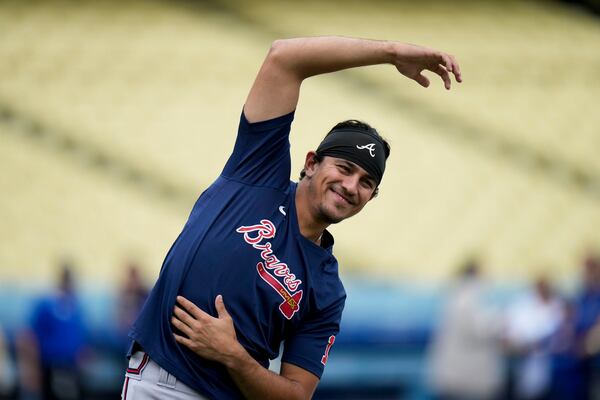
[123,36,461,399]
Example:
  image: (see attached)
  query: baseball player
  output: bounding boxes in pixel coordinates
[122,36,461,399]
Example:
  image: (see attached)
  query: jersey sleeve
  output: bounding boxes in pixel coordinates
[281,296,345,379]
[221,109,295,190]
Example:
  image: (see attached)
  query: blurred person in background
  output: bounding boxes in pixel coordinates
[116,262,148,349]
[21,261,88,400]
[0,326,16,399]
[15,329,41,400]
[547,298,585,399]
[427,259,504,400]
[572,253,600,400]
[503,275,563,400]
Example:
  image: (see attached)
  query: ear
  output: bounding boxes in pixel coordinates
[369,187,379,200]
[303,151,319,178]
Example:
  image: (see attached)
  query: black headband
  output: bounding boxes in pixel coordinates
[316,128,387,185]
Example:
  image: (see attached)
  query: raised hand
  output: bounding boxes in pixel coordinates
[392,42,462,90]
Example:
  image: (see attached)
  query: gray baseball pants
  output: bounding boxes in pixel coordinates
[121,351,209,400]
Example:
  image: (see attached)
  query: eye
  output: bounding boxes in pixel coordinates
[360,179,375,190]
[337,164,351,174]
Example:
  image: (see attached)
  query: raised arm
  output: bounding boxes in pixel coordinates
[244,36,462,122]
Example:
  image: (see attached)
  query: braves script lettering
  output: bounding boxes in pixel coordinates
[236,219,303,319]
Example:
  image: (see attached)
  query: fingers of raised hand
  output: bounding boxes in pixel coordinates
[415,72,430,88]
[448,54,462,83]
[434,64,452,90]
[438,53,451,73]
[438,52,461,84]
[420,50,460,89]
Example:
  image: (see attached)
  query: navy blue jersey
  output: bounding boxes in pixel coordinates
[129,111,346,399]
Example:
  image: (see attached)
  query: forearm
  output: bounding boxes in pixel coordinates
[268,36,396,80]
[223,344,307,400]
[173,296,315,399]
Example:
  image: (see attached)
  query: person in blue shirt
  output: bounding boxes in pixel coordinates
[123,36,461,400]
[29,263,88,400]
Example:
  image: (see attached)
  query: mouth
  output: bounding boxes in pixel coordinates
[330,188,354,206]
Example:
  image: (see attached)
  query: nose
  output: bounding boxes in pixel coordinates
[340,174,359,198]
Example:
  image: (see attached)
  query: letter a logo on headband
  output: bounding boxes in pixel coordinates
[356,143,376,158]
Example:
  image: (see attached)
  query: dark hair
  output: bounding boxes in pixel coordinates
[298,119,391,181]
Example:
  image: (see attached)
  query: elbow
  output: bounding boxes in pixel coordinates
[269,39,285,52]
[269,38,291,54]
[267,38,302,66]
[263,39,304,81]
[289,381,312,400]
[266,39,290,65]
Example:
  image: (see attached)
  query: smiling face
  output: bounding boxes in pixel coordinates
[303,153,377,225]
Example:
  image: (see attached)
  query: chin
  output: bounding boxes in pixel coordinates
[318,205,352,225]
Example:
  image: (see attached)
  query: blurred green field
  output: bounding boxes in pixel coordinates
[1,0,599,286]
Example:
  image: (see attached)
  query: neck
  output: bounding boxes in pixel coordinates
[295,181,328,245]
